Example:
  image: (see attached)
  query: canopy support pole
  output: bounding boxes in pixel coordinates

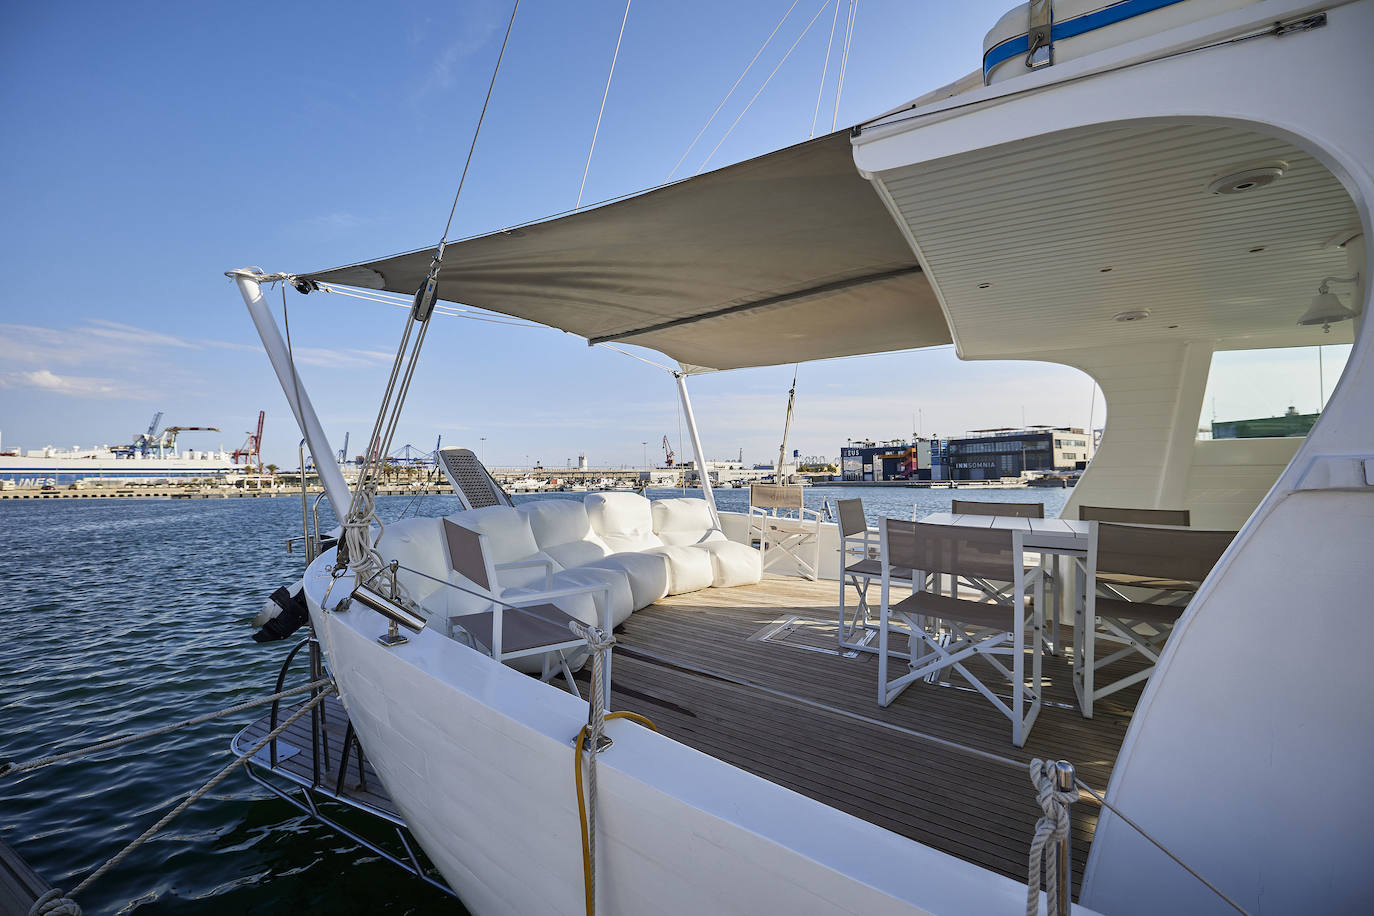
[675,373,720,528]
[232,271,351,516]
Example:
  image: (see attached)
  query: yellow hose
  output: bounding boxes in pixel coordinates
[575,711,657,916]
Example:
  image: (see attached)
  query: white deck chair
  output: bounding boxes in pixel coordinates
[436,447,514,510]
[878,519,1042,747]
[1074,521,1234,718]
[836,498,912,655]
[748,484,822,580]
[441,519,611,702]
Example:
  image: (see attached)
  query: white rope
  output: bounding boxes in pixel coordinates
[830,0,857,131]
[696,0,834,175]
[576,0,633,210]
[570,620,615,914]
[28,889,80,916]
[1026,758,1076,916]
[0,678,332,778]
[810,0,841,138]
[667,0,802,181]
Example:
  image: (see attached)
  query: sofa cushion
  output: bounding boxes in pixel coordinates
[695,540,763,588]
[585,492,663,553]
[582,552,671,610]
[651,497,728,547]
[646,544,715,595]
[519,499,610,551]
[548,566,635,628]
[376,516,451,604]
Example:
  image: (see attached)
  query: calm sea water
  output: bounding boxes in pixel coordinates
[0,485,1066,914]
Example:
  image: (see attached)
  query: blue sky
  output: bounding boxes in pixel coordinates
[0,1,1347,468]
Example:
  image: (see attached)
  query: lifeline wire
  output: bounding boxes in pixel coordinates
[576,0,633,210]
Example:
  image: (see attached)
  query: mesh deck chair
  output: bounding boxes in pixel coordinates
[436,447,514,510]
[1079,505,1191,526]
[441,519,611,700]
[922,499,1056,653]
[748,484,822,580]
[951,499,1045,518]
[1073,521,1235,717]
[878,519,1042,747]
[836,498,912,654]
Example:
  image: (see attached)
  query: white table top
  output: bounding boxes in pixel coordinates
[919,512,1088,551]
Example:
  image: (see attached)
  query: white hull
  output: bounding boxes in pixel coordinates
[302,549,1035,916]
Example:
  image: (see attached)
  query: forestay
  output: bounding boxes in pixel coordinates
[302,131,950,372]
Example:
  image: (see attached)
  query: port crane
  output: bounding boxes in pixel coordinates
[337,431,350,465]
[661,435,675,467]
[231,411,265,471]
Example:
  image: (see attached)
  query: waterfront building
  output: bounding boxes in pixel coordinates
[944,427,1092,481]
[840,438,946,481]
[1212,405,1317,439]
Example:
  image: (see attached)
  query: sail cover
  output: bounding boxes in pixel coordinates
[302,131,950,371]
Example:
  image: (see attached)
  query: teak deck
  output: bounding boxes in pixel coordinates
[243,575,1151,899]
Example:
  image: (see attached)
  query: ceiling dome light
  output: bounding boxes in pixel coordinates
[1113,309,1150,323]
[1207,162,1287,195]
[1298,274,1361,332]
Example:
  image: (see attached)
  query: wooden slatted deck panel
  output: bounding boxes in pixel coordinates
[602,575,1150,897]
[243,575,1151,901]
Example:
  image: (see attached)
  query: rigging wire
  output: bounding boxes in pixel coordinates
[696,0,833,175]
[830,0,857,131]
[576,0,633,211]
[436,0,522,256]
[809,0,842,138]
[666,0,802,181]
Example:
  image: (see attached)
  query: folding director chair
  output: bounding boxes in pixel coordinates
[836,498,912,654]
[748,484,823,580]
[442,519,612,702]
[1073,521,1234,717]
[878,519,1042,747]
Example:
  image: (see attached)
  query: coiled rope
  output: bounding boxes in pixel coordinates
[569,621,655,916]
[0,678,332,779]
[29,685,335,916]
[1026,759,1076,916]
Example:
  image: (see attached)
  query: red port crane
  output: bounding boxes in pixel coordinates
[232,411,266,472]
[661,435,675,467]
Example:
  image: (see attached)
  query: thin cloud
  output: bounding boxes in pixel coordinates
[290,347,396,369]
[0,369,151,399]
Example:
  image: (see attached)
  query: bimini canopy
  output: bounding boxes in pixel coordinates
[302,131,950,372]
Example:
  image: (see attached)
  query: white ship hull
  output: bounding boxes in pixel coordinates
[0,454,239,487]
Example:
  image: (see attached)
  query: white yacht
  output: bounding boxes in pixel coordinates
[232,2,1371,913]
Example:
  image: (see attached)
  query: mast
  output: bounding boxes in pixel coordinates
[776,366,798,484]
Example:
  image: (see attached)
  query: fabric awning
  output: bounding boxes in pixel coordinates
[303,131,951,371]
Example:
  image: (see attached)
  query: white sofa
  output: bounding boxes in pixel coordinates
[374,492,762,664]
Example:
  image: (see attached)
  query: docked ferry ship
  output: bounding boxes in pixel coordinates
[0,417,238,487]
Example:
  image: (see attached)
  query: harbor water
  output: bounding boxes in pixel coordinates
[0,485,1067,913]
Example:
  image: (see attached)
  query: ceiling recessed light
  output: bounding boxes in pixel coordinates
[1207,161,1287,195]
[1113,309,1150,323]
[977,282,992,289]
